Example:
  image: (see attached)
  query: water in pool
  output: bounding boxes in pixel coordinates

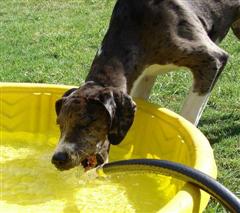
[1,132,183,213]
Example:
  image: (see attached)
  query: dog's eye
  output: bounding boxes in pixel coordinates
[77,115,97,129]
[75,122,91,130]
[81,115,97,122]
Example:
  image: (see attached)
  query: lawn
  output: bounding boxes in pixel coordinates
[1,0,239,212]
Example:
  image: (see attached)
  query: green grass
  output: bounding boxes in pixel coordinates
[1,0,239,212]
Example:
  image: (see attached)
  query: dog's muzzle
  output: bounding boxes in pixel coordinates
[51,151,107,171]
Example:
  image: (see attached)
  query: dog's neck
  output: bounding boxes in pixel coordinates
[86,55,127,93]
[86,47,142,93]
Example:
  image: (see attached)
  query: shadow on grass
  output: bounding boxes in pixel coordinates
[199,112,240,144]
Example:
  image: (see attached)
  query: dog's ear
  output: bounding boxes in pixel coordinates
[55,88,77,116]
[95,90,136,145]
[108,91,136,145]
[87,88,136,145]
[55,99,64,116]
[87,89,117,128]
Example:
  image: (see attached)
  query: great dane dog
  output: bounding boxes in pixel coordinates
[52,0,240,171]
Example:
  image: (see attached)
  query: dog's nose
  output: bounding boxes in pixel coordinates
[51,152,69,166]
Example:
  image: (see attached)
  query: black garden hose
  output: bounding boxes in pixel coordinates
[98,159,240,212]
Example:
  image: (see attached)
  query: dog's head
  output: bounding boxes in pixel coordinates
[51,82,136,171]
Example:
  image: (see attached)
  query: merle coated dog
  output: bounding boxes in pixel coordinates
[52,0,240,171]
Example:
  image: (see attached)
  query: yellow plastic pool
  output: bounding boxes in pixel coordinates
[0,83,217,213]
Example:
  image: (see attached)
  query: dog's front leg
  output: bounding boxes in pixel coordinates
[180,44,228,126]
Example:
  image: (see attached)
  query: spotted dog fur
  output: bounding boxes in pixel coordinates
[52,82,136,170]
[52,0,240,171]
